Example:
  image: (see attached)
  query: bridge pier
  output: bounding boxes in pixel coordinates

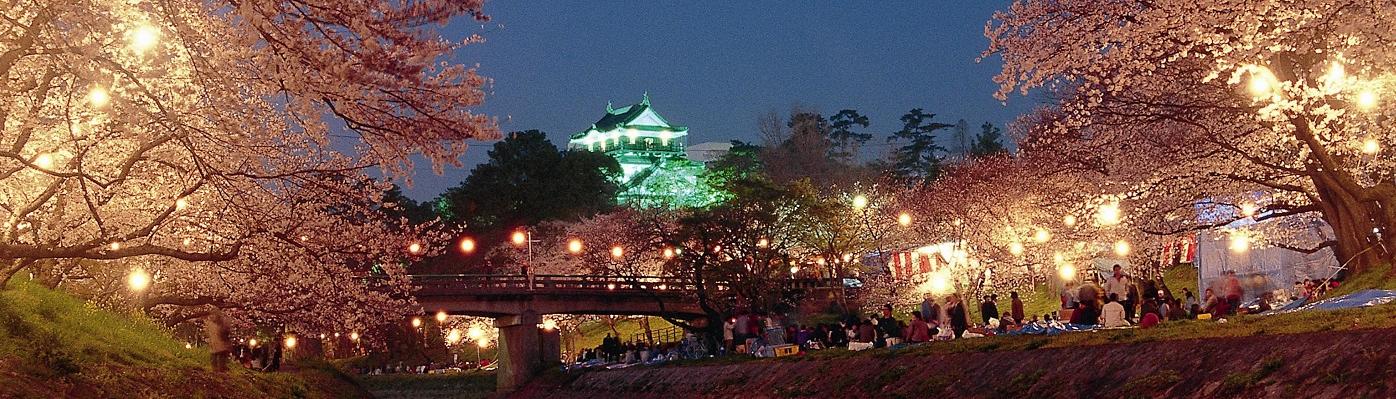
[495,311,541,393]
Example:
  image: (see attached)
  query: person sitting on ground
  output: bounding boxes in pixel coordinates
[1168,298,1188,321]
[907,312,932,343]
[1101,293,1130,328]
[1139,311,1160,329]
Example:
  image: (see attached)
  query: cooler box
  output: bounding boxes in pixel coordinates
[773,344,799,357]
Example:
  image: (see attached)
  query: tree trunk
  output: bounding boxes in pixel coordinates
[1311,171,1385,276]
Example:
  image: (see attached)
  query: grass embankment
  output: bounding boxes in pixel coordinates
[572,317,676,350]
[0,279,367,398]
[358,370,496,399]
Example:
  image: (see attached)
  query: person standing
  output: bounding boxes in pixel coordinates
[205,308,233,372]
[1225,271,1245,315]
[1105,265,1132,321]
[947,294,969,338]
[722,318,735,355]
[920,294,937,321]
[1010,291,1025,324]
[980,295,1000,325]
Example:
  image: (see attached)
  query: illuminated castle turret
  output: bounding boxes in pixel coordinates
[568,94,714,207]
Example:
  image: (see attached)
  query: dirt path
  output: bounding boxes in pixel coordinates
[517,327,1396,398]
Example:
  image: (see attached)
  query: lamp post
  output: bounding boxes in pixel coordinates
[512,229,540,289]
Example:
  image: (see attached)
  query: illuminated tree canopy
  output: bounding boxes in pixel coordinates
[2,0,497,334]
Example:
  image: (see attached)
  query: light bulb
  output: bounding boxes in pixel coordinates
[129,24,160,53]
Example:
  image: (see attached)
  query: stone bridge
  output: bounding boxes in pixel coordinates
[410,274,852,392]
[411,274,714,392]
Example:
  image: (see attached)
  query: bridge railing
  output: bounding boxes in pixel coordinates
[410,274,703,295]
[409,274,854,296]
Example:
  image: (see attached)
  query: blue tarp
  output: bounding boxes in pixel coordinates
[1297,289,1396,311]
[1004,323,1100,336]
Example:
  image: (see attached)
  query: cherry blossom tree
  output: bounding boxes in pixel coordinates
[986,0,1396,273]
[1,0,497,335]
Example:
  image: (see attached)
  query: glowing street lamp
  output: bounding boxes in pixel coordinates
[662,247,675,259]
[447,329,462,345]
[467,326,484,341]
[407,242,423,255]
[1033,228,1051,243]
[541,319,558,331]
[459,237,476,254]
[175,197,190,211]
[756,238,769,248]
[1063,215,1077,227]
[284,336,297,349]
[411,317,422,328]
[897,212,912,227]
[1248,67,1276,98]
[33,153,54,170]
[511,230,527,246]
[435,311,448,323]
[567,238,583,254]
[610,245,624,259]
[1240,202,1258,218]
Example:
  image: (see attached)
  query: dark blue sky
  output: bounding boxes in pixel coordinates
[401,1,1039,201]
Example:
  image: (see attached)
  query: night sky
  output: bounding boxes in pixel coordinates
[400,1,1039,201]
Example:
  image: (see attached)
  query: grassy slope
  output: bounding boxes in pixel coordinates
[572,317,676,351]
[0,279,367,398]
[358,371,496,399]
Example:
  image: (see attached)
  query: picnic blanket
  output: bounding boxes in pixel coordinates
[1264,289,1396,315]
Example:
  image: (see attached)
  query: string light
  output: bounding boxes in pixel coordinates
[1248,66,1276,98]
[851,195,868,210]
[129,24,160,53]
[1097,202,1121,226]
[1113,240,1131,256]
[1362,138,1380,154]
[1058,264,1076,281]
[33,153,54,170]
[127,268,150,291]
[1356,89,1379,111]
[89,86,110,107]
[610,245,624,259]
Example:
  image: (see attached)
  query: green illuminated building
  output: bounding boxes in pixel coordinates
[568,94,716,208]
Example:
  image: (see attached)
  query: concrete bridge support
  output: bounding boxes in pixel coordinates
[495,311,541,392]
[493,310,564,392]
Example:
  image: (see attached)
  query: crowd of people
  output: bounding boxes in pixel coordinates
[565,265,1345,369]
[573,334,694,367]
